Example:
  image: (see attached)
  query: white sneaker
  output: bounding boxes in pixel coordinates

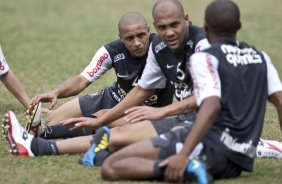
[256,139,282,159]
[2,111,34,156]
[26,102,47,137]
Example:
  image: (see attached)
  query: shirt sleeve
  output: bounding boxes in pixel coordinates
[80,46,113,82]
[0,46,10,76]
[262,52,282,95]
[194,38,211,52]
[138,43,167,89]
[188,52,221,106]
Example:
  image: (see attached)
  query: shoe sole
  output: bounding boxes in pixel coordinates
[26,102,41,136]
[2,112,20,155]
[79,141,97,167]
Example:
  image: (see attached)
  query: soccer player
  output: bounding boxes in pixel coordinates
[0,46,30,109]
[27,12,174,138]
[99,0,282,182]
[2,0,210,160]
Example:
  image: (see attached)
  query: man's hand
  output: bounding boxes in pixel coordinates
[30,89,59,110]
[124,106,166,123]
[61,117,100,131]
[159,154,188,182]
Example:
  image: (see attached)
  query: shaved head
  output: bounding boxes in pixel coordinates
[152,0,184,19]
[152,0,189,51]
[205,0,241,36]
[118,12,148,33]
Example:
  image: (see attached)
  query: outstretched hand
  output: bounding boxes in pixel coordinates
[61,117,100,131]
[159,154,188,182]
[30,89,59,110]
[124,106,166,123]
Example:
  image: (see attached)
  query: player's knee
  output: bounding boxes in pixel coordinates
[101,158,119,181]
[46,113,63,125]
[109,127,128,151]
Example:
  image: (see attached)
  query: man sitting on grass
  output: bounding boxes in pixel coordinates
[100,0,282,183]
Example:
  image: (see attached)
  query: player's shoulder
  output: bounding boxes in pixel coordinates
[149,33,158,43]
[103,38,129,61]
[150,34,168,55]
[104,39,124,51]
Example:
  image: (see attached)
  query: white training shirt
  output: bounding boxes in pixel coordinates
[138,38,210,90]
[0,46,10,76]
[189,51,282,106]
[80,46,113,82]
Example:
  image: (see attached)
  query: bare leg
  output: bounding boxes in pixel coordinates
[101,139,160,181]
[56,135,93,154]
[47,98,83,125]
[109,120,157,151]
[107,116,132,128]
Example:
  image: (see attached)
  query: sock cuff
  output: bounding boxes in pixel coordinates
[153,160,165,180]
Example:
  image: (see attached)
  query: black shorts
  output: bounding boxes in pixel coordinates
[78,88,118,117]
[151,128,242,179]
[152,112,195,135]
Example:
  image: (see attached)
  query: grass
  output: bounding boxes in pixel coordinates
[0,0,281,183]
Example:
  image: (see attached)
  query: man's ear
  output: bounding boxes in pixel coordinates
[238,21,242,31]
[185,14,189,25]
[118,32,121,39]
[147,26,150,32]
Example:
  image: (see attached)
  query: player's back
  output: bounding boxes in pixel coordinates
[203,38,268,172]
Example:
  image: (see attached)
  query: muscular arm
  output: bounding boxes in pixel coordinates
[180,96,220,156]
[268,91,282,131]
[1,70,30,108]
[124,95,196,123]
[31,74,91,109]
[160,95,196,117]
[56,75,91,98]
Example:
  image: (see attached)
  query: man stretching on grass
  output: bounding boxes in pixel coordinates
[99,0,282,183]
[25,12,173,138]
[2,0,210,159]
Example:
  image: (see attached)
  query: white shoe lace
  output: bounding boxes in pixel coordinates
[40,114,52,137]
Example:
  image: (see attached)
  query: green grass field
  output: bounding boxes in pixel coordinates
[0,0,281,183]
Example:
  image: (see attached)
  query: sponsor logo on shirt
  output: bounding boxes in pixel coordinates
[220,128,256,158]
[117,73,128,78]
[143,94,158,106]
[87,53,109,77]
[111,84,127,102]
[0,61,4,70]
[186,40,194,49]
[221,45,262,67]
[155,42,166,53]
[166,64,174,69]
[113,53,125,63]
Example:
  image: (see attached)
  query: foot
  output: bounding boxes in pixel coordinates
[79,126,110,167]
[26,102,46,137]
[2,111,34,156]
[257,139,282,158]
[186,159,212,184]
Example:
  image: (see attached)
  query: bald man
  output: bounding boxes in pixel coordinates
[100,0,282,182]
[26,12,173,138]
[65,0,209,165]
